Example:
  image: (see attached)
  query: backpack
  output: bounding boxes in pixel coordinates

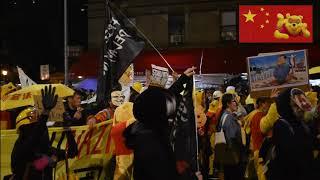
[259,119,295,179]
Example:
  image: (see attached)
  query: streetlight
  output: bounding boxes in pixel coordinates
[2,70,8,76]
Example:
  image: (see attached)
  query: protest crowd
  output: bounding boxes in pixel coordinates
[1,63,320,180]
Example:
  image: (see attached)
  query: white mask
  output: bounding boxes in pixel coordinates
[111,91,125,107]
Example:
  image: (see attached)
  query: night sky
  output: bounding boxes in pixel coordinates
[0,0,87,81]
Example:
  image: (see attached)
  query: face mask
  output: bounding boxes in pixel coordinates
[111,91,125,107]
[292,94,312,112]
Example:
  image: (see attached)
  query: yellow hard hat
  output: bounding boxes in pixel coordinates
[245,94,256,105]
[131,82,143,94]
[16,107,34,130]
[226,86,236,95]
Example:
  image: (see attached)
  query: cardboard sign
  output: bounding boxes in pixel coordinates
[150,64,169,88]
[247,49,309,98]
[33,95,65,122]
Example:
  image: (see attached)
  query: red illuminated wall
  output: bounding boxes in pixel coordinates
[70,45,320,77]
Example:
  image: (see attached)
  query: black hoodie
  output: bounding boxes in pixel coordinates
[124,87,178,180]
[270,88,315,180]
[11,115,78,180]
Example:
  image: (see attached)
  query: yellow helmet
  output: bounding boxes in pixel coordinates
[131,82,143,94]
[245,94,256,105]
[16,107,34,130]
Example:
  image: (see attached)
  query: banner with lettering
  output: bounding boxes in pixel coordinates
[0,121,115,180]
[96,2,144,107]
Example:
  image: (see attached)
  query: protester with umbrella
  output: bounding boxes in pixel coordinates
[11,85,78,180]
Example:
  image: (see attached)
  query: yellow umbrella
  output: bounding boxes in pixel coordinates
[0,82,16,98]
[309,66,320,74]
[0,84,74,111]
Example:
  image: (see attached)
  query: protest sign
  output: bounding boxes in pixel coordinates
[150,64,169,88]
[247,49,309,98]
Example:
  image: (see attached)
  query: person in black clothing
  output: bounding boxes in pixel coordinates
[63,90,87,126]
[11,85,78,180]
[124,87,178,180]
[269,88,315,180]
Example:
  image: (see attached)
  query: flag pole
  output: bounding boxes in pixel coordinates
[199,49,204,75]
[64,0,68,85]
[192,74,200,171]
[111,4,175,73]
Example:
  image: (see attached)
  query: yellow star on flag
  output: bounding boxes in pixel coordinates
[266,12,269,16]
[243,10,257,23]
[266,20,269,24]
[260,24,264,29]
[260,8,265,12]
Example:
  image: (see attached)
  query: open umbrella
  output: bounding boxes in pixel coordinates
[309,66,320,75]
[0,84,74,111]
[1,82,16,98]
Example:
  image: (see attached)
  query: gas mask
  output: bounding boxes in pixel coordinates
[111,91,125,107]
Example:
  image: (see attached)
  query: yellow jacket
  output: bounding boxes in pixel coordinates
[244,109,259,134]
[260,103,279,134]
[259,91,318,134]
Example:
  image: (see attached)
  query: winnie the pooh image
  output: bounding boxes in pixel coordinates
[274,13,310,39]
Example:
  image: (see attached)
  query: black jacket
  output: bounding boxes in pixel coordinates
[11,115,78,180]
[63,104,87,126]
[124,122,177,180]
[270,88,315,180]
[271,119,315,180]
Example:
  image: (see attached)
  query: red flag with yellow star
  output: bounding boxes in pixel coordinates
[239,5,313,43]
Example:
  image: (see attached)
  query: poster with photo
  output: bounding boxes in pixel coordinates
[247,49,309,97]
[150,64,169,88]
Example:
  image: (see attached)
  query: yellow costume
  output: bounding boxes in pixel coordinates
[112,102,135,180]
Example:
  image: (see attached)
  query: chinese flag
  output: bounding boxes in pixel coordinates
[239,5,313,43]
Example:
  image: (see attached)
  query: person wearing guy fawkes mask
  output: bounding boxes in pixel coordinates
[268,88,316,180]
[87,85,125,129]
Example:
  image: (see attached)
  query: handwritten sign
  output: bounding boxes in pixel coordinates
[150,64,169,88]
[33,95,65,122]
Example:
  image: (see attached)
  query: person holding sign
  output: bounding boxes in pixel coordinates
[11,85,78,180]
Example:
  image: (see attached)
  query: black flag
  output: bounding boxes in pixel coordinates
[169,78,198,178]
[96,2,145,107]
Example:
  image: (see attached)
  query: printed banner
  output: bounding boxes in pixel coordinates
[247,49,309,97]
[0,121,114,180]
[239,5,313,43]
